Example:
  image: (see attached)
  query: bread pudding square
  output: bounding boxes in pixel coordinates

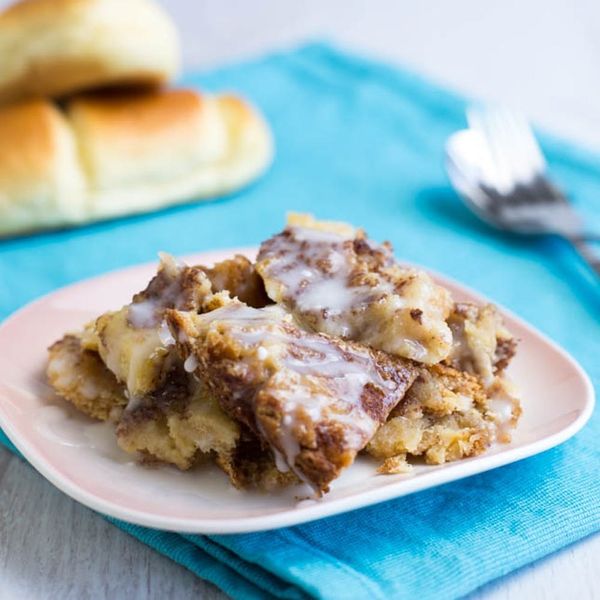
[256,213,454,364]
[367,363,521,465]
[47,253,290,489]
[168,301,417,493]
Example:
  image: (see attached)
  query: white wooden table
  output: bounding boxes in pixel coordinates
[1,1,598,598]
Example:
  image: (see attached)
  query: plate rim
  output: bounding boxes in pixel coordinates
[0,247,595,533]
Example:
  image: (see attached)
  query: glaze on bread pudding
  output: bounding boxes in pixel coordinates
[47,215,521,494]
[168,302,416,492]
[256,214,453,364]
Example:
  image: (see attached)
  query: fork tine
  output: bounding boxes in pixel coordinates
[489,107,522,179]
[467,106,514,193]
[467,105,547,191]
[503,109,546,176]
[494,108,537,185]
[485,107,531,183]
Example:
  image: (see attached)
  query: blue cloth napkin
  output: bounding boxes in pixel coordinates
[0,43,598,600]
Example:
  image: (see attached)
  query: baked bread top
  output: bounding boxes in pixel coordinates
[0,99,87,232]
[0,0,180,104]
[0,89,273,236]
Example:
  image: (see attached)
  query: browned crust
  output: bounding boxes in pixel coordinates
[494,337,517,373]
[0,99,66,184]
[68,89,204,141]
[46,334,126,421]
[0,60,165,106]
[256,219,454,365]
[216,429,298,491]
[0,0,178,104]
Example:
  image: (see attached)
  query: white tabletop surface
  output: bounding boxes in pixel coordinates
[1,1,598,598]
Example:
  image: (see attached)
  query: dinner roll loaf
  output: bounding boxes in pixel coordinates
[0,90,273,236]
[0,0,180,105]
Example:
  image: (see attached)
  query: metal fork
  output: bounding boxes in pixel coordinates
[445,106,600,277]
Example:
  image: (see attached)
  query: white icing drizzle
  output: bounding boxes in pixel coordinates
[158,320,176,346]
[125,392,143,412]
[489,396,513,424]
[128,299,159,329]
[257,225,453,364]
[199,304,401,482]
[292,226,354,243]
[261,227,390,317]
[184,354,199,373]
[487,377,520,442]
[199,303,287,325]
[127,254,192,330]
[272,446,290,473]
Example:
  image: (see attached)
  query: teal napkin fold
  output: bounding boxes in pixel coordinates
[0,42,598,600]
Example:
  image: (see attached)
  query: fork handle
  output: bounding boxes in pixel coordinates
[564,235,600,277]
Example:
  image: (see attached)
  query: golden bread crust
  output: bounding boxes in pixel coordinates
[0,0,179,104]
[0,99,87,234]
[46,334,126,421]
[0,90,273,236]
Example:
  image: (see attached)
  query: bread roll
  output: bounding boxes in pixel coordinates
[69,89,274,219]
[0,100,87,234]
[0,90,273,236]
[0,0,180,105]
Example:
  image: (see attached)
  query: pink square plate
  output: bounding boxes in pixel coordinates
[0,248,594,533]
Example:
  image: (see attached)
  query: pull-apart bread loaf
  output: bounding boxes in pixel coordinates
[0,90,273,235]
[0,0,180,104]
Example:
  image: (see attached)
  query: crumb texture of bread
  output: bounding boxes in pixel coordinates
[0,0,180,104]
[446,302,517,385]
[47,334,126,421]
[48,253,296,489]
[116,372,240,471]
[216,432,299,491]
[376,454,413,475]
[256,214,453,364]
[367,363,521,465]
[201,254,271,308]
[94,254,213,397]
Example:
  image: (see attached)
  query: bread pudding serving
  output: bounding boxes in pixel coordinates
[47,215,521,495]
